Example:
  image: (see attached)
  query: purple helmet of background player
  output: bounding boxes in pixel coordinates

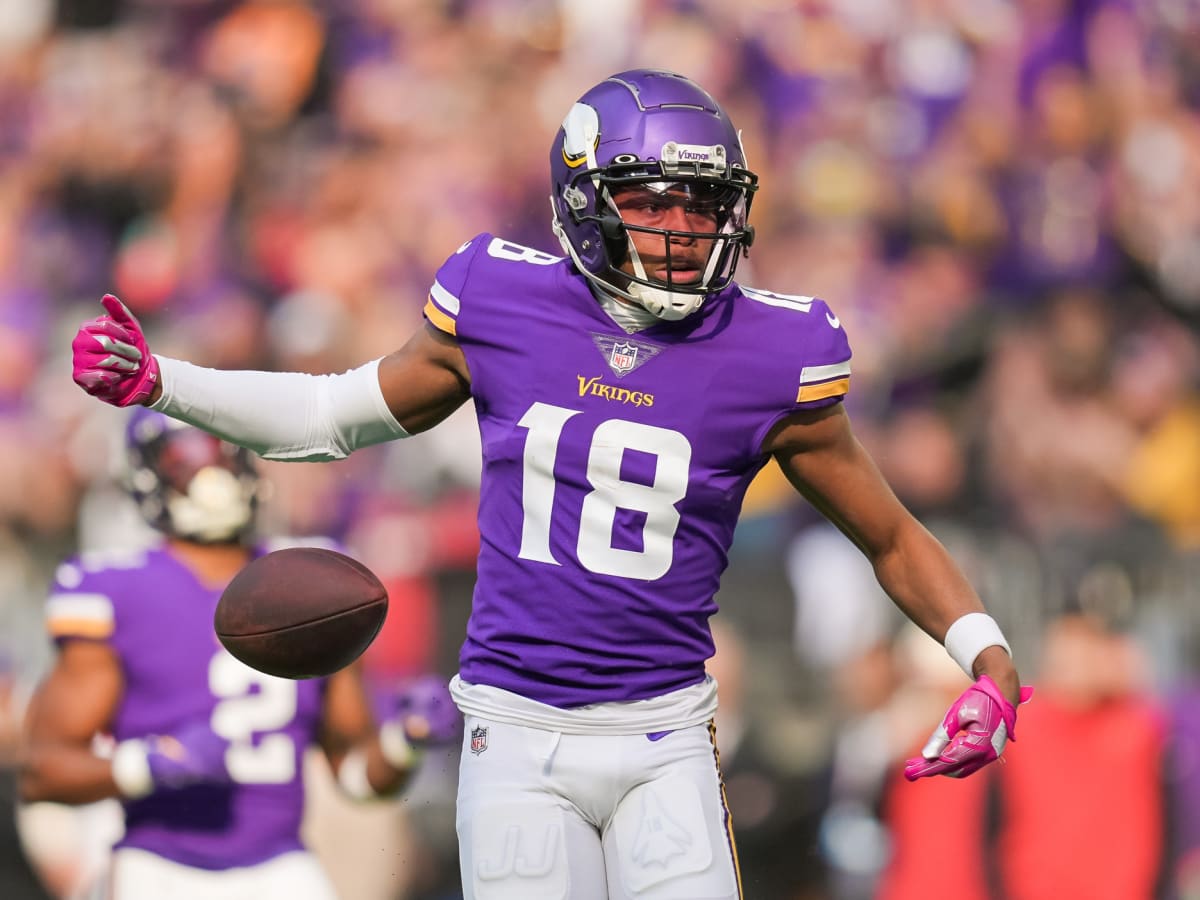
[125,407,260,544]
[549,68,759,320]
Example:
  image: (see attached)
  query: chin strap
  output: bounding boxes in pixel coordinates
[624,281,705,321]
[621,231,709,320]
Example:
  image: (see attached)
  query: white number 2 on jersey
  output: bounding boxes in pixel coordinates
[209,652,298,784]
[516,402,691,580]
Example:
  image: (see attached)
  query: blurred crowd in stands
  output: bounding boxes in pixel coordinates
[1,0,1199,897]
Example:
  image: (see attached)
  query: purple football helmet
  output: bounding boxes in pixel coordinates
[549,69,758,320]
[125,407,259,544]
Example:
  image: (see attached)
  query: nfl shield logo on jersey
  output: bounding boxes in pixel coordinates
[470,725,489,755]
[610,341,638,374]
[592,334,662,378]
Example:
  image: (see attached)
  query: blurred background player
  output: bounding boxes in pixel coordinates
[18,408,460,900]
[72,68,1028,899]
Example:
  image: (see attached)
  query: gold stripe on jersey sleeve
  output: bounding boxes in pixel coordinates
[47,617,114,639]
[423,297,458,336]
[797,377,850,403]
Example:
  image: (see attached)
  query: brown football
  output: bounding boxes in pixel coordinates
[215,547,388,679]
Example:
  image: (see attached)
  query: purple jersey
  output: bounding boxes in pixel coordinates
[425,234,852,708]
[45,544,327,870]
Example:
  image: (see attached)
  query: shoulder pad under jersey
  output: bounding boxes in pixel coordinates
[424,234,564,336]
[740,286,852,408]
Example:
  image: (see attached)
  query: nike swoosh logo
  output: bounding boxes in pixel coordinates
[826,312,841,329]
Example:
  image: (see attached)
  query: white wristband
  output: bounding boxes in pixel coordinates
[338,727,420,801]
[379,720,418,770]
[336,749,376,801]
[111,739,154,799]
[943,613,1011,678]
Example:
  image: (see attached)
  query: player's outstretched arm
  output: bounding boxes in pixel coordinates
[766,404,1030,775]
[70,295,472,461]
[377,325,472,433]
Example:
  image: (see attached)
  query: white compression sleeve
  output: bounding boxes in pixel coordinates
[150,357,408,461]
[110,739,153,799]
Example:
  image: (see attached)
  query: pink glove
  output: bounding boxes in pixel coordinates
[72,294,159,407]
[904,675,1034,781]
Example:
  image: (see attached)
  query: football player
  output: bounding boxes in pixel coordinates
[72,69,1030,899]
[19,409,460,900]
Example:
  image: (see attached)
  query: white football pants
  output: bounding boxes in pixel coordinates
[456,716,742,900]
